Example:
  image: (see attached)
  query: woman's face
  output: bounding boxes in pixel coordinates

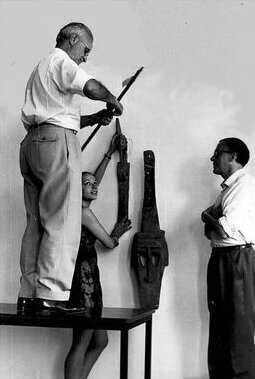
[82,173,98,201]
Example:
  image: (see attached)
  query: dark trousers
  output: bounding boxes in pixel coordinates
[207,244,255,379]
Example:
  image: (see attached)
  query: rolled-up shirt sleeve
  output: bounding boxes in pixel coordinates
[218,215,239,237]
[218,183,252,238]
[51,57,93,96]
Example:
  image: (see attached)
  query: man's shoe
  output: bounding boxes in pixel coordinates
[40,300,86,313]
[17,297,41,313]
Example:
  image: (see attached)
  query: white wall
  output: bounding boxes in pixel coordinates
[1,0,255,378]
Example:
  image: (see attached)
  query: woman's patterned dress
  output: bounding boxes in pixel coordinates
[69,225,103,309]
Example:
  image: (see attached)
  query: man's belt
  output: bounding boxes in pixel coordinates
[212,243,253,253]
[28,122,77,135]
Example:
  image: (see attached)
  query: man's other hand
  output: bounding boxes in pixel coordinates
[94,109,113,126]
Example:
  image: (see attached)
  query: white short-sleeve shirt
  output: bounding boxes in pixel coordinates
[210,169,255,247]
[21,48,93,132]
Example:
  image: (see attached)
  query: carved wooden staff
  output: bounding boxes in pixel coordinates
[81,67,144,151]
[141,150,160,232]
[115,118,130,222]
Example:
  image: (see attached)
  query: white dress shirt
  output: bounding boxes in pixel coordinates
[210,168,255,247]
[21,48,93,132]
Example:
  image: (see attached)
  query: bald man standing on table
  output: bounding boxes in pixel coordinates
[18,22,123,313]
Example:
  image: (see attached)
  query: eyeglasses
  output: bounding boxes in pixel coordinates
[212,149,232,158]
[79,40,91,57]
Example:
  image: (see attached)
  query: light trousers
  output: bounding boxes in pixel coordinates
[19,125,82,300]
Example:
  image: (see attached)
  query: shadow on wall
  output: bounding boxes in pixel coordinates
[169,155,217,378]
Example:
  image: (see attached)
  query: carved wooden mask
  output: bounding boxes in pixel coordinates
[131,150,169,309]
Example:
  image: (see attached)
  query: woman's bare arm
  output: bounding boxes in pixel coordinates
[93,133,122,184]
[82,207,131,248]
[82,207,116,248]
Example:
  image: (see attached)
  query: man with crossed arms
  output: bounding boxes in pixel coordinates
[201,137,255,379]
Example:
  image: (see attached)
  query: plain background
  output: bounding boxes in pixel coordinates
[1,0,255,378]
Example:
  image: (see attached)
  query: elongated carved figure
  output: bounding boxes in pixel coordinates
[116,118,130,222]
[131,150,169,309]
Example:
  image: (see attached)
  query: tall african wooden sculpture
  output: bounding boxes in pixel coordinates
[131,150,169,309]
[115,118,130,222]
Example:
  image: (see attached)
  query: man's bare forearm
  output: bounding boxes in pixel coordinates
[83,79,122,113]
[80,109,113,129]
[80,114,94,129]
[202,212,227,238]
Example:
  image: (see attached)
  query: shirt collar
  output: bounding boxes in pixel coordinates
[53,48,79,67]
[221,168,246,189]
[54,47,71,59]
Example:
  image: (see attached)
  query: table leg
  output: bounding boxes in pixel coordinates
[120,329,129,379]
[145,316,152,379]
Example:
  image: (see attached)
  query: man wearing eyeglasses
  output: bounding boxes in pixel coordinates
[201,138,255,379]
[18,22,123,313]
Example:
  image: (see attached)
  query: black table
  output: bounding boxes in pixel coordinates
[0,303,155,379]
